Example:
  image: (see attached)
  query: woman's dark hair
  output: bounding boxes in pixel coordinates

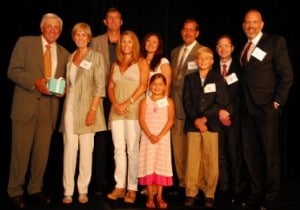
[141,32,164,71]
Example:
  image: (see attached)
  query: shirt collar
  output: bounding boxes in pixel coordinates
[41,35,56,49]
[220,58,232,67]
[249,31,263,46]
[183,40,197,52]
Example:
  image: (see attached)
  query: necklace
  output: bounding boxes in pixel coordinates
[150,95,164,101]
[151,95,164,112]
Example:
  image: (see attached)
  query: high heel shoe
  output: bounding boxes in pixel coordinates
[146,199,156,208]
[156,198,167,209]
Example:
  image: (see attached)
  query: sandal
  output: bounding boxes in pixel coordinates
[62,196,72,204]
[78,194,88,204]
[146,199,156,208]
[156,198,167,209]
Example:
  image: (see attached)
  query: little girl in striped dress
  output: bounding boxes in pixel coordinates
[138,73,175,209]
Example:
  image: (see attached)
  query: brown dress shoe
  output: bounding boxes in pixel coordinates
[184,196,196,207]
[10,195,26,209]
[124,190,137,203]
[107,188,126,200]
[30,192,51,203]
[205,197,215,208]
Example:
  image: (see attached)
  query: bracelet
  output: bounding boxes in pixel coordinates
[130,97,134,104]
[90,106,96,111]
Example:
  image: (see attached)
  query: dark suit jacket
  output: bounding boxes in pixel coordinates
[182,70,229,132]
[212,60,242,118]
[170,42,203,120]
[7,36,69,128]
[241,33,293,114]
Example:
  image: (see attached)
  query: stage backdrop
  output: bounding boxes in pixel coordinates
[1,0,299,197]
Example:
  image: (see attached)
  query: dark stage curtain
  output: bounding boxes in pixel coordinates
[1,0,299,197]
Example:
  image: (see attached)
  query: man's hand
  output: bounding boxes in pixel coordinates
[219,109,231,126]
[35,78,51,95]
[194,117,208,132]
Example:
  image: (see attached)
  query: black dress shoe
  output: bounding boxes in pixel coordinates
[260,201,275,210]
[205,197,215,208]
[242,194,264,208]
[30,192,51,204]
[10,195,26,209]
[168,186,185,196]
[216,190,230,201]
[184,196,196,207]
[231,193,244,205]
[94,183,109,196]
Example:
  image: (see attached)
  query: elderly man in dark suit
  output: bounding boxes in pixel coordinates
[240,9,293,210]
[7,13,69,209]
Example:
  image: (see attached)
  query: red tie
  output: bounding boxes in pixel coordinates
[222,64,227,78]
[241,41,252,67]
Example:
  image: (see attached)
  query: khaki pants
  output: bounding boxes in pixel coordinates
[185,131,219,198]
[171,119,187,187]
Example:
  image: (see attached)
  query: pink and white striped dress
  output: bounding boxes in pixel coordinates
[138,96,173,186]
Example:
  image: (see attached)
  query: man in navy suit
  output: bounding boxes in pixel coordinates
[240,9,293,210]
[213,35,246,204]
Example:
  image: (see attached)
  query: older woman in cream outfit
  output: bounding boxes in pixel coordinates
[59,22,106,204]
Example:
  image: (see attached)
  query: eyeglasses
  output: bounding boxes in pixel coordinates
[217,44,232,49]
[182,28,196,33]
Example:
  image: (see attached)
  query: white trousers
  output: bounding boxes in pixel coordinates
[63,92,94,196]
[111,120,140,191]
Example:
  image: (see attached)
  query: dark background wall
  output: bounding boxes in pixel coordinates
[1,0,299,197]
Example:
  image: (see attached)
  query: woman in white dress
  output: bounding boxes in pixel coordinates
[141,32,172,96]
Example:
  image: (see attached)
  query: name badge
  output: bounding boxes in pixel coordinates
[187,61,197,70]
[225,72,238,85]
[252,47,267,61]
[204,83,216,93]
[156,97,169,108]
[80,59,92,69]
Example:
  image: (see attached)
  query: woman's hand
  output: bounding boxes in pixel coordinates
[86,109,96,126]
[113,102,129,115]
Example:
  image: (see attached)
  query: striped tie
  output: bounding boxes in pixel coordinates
[176,47,188,80]
[44,45,52,79]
